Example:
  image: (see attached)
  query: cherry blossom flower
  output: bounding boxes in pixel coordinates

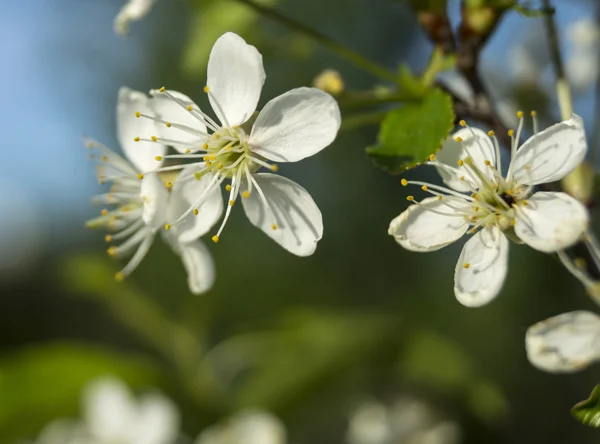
[389,113,589,307]
[114,0,157,35]
[86,87,220,293]
[34,377,179,444]
[526,311,600,373]
[135,32,341,256]
[195,410,286,444]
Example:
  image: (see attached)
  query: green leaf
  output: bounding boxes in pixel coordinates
[572,385,600,427]
[227,310,398,410]
[366,88,454,174]
[0,343,161,442]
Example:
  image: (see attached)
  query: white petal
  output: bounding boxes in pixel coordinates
[168,169,223,242]
[526,311,600,373]
[131,393,180,444]
[514,191,589,253]
[435,127,496,192]
[437,70,475,106]
[83,378,136,441]
[511,114,587,185]
[196,410,286,444]
[241,173,322,257]
[454,226,509,307]
[150,89,206,153]
[388,197,470,252]
[207,32,265,127]
[140,173,169,230]
[114,0,156,35]
[117,87,166,172]
[175,239,216,295]
[249,87,341,162]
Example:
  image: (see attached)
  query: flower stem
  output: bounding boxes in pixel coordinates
[231,0,397,83]
[340,110,388,132]
[542,0,572,120]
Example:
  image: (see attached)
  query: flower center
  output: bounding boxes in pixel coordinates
[201,126,261,179]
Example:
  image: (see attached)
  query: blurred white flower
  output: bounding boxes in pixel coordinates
[86,87,219,293]
[34,377,180,444]
[389,114,588,307]
[137,32,341,256]
[195,410,286,444]
[566,18,600,91]
[114,0,157,35]
[526,310,600,373]
[346,398,461,444]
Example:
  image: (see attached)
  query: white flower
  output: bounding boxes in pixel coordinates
[34,377,180,444]
[86,87,220,293]
[114,0,157,35]
[346,398,461,444]
[135,32,341,256]
[195,410,286,444]
[389,113,589,307]
[566,18,600,91]
[526,310,600,373]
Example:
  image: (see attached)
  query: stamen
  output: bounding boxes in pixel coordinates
[161,89,221,132]
[116,232,156,278]
[137,113,209,138]
[213,168,243,240]
[171,173,225,226]
[531,110,538,134]
[204,86,232,129]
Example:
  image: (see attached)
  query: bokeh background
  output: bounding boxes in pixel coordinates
[1,0,600,442]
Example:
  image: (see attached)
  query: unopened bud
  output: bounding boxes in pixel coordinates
[562,162,595,204]
[313,69,344,95]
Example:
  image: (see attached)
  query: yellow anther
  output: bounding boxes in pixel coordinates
[229,200,234,206]
[209,155,216,161]
[193,209,199,215]
[437,195,443,201]
[212,235,219,243]
[206,161,212,167]
[107,246,117,256]
[105,235,112,242]
[134,137,140,142]
[203,86,210,93]
[101,155,108,162]
[455,136,463,142]
[225,184,232,191]
[429,154,436,161]
[271,165,279,172]
[165,122,171,127]
[164,224,171,231]
[203,156,209,161]
[487,130,495,137]
[530,110,537,117]
[471,193,478,199]
[99,179,105,185]
[137,173,144,180]
[574,257,587,269]
[203,143,209,150]
[470,216,477,222]
[135,111,141,118]
[484,160,491,166]
[421,185,428,191]
[187,105,193,111]
[511,219,516,226]
[401,179,408,186]
[508,129,515,137]
[505,189,513,195]
[115,272,124,282]
[86,141,94,148]
[194,172,202,180]
[151,136,158,142]
[459,120,467,127]
[407,196,415,201]
[242,191,250,199]
[159,86,165,93]
[463,263,470,269]
[166,182,173,188]
[218,164,224,170]
[517,111,524,119]
[521,200,528,206]
[214,134,221,140]
[459,176,465,181]
[101,209,109,216]
[457,159,464,166]
[185,149,191,154]
[271,223,278,231]
[155,156,162,161]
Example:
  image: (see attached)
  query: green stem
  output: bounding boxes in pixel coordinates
[340,110,388,132]
[542,0,572,120]
[231,0,397,83]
